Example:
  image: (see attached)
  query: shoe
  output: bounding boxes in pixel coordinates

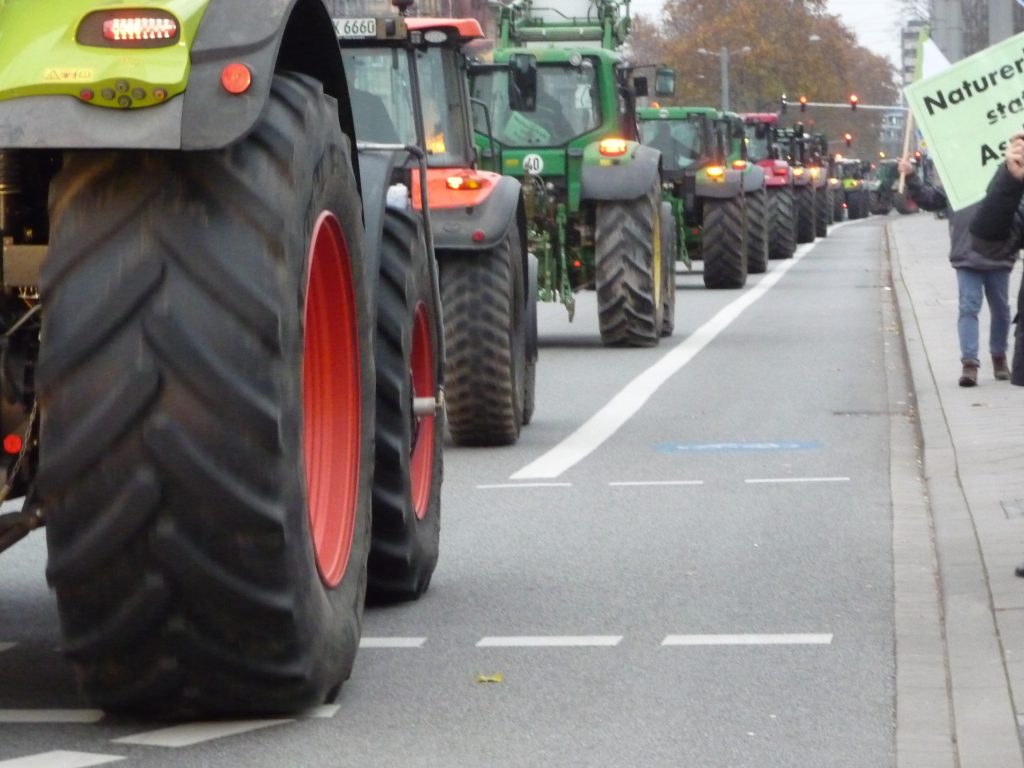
[993,354,1011,380]
[959,363,979,387]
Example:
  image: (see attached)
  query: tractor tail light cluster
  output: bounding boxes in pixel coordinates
[599,138,628,157]
[78,10,180,48]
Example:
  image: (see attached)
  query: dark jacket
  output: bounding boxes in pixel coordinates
[906,174,1012,271]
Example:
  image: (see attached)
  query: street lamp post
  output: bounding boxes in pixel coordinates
[697,45,751,112]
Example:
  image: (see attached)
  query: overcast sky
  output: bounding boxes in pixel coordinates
[629,0,904,67]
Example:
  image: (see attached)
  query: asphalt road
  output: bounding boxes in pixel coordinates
[0,217,900,768]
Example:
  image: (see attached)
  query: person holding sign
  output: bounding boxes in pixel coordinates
[970,131,1024,386]
[899,157,1014,386]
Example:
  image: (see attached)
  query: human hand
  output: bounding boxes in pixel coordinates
[1006,132,1024,180]
[897,158,914,176]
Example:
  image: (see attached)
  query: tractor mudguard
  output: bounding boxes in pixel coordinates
[740,164,766,195]
[355,149,410,307]
[430,174,523,253]
[0,0,352,152]
[580,142,660,202]
[695,169,743,200]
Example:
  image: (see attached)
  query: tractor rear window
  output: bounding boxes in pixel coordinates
[473,61,601,147]
[638,120,702,170]
[342,48,417,147]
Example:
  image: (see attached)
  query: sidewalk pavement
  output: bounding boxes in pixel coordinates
[889,213,1024,768]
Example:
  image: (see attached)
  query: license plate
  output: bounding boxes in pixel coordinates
[333,17,377,39]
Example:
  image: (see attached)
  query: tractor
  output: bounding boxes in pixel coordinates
[776,125,820,244]
[637,106,765,288]
[0,0,447,717]
[835,158,871,219]
[339,14,536,446]
[469,0,677,345]
[742,112,796,261]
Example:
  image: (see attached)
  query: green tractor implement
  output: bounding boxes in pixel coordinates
[470,0,677,345]
[0,0,449,716]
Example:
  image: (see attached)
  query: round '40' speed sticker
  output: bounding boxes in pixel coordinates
[522,154,544,175]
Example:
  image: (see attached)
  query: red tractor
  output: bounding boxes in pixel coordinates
[742,113,797,260]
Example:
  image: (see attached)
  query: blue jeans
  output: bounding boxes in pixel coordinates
[957,267,1011,365]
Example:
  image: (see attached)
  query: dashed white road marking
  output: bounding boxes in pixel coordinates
[477,636,623,648]
[475,482,573,489]
[0,642,14,653]
[0,710,104,724]
[0,752,123,768]
[744,477,850,484]
[510,239,823,480]
[608,480,704,487]
[303,704,340,719]
[112,719,292,748]
[662,633,834,646]
[359,637,426,649]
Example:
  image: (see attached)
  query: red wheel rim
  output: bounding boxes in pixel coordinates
[409,302,435,520]
[304,212,361,588]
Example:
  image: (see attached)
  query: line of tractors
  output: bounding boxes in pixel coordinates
[0,0,913,719]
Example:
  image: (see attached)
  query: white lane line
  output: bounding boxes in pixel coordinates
[608,480,704,487]
[476,636,623,648]
[0,753,124,768]
[303,704,340,719]
[0,642,15,653]
[359,637,426,649]
[0,710,104,724]
[510,241,819,480]
[662,633,834,646]
[476,482,573,489]
[112,719,292,748]
[744,477,850,484]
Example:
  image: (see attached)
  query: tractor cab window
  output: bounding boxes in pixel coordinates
[472,59,601,147]
[745,123,773,162]
[341,45,473,168]
[638,119,702,170]
[341,47,417,147]
[415,46,473,167]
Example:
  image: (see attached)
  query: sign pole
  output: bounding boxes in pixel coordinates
[898,111,916,194]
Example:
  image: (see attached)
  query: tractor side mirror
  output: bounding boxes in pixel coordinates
[633,76,649,98]
[655,67,676,97]
[508,54,537,112]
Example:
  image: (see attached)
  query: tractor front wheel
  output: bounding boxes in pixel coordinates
[40,73,373,717]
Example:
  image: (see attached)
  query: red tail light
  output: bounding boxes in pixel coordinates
[78,11,180,48]
[3,434,22,455]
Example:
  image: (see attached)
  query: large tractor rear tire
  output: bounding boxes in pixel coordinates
[595,183,663,346]
[745,189,769,274]
[814,185,829,237]
[523,253,538,426]
[796,185,816,243]
[368,209,442,604]
[702,196,747,289]
[826,185,836,225]
[441,224,527,446]
[39,73,373,717]
[768,187,796,260]
[659,202,676,336]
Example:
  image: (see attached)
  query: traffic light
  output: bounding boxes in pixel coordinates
[780,94,788,114]
[799,95,808,113]
[849,94,858,111]
[844,132,853,147]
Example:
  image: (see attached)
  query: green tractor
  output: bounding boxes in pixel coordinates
[470,0,677,345]
[867,158,918,215]
[835,158,871,219]
[0,0,448,716]
[776,125,823,244]
[637,106,767,288]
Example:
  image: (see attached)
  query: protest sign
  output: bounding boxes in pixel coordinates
[905,30,1024,210]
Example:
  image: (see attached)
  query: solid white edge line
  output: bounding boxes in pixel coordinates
[0,752,124,768]
[112,719,292,748]
[744,477,851,484]
[608,480,704,487]
[0,710,104,724]
[476,636,623,648]
[661,633,834,646]
[510,239,823,480]
[303,704,340,719]
[0,642,14,653]
[359,637,426,649]
[475,483,573,489]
